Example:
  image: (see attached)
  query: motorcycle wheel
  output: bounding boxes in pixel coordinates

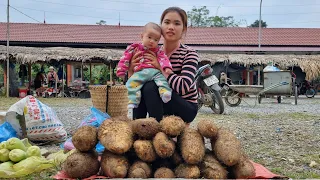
[305,89,316,98]
[209,89,225,114]
[197,98,203,111]
[224,90,241,107]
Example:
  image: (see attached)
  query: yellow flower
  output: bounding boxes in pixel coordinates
[159,88,168,95]
[130,81,140,88]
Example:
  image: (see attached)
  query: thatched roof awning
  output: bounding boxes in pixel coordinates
[0,45,124,64]
[199,53,320,80]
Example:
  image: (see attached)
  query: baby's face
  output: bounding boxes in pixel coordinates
[141,28,161,49]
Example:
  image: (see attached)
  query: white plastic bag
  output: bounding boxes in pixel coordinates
[6,95,67,142]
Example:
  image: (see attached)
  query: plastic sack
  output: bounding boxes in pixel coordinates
[6,95,67,142]
[0,122,17,142]
[263,65,280,72]
[46,149,77,168]
[60,107,110,154]
[78,106,110,128]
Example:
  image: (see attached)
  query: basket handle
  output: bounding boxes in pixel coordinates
[106,85,110,113]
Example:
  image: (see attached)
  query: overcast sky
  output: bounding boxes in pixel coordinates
[0,0,319,28]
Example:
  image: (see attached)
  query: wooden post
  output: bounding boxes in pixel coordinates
[258,66,261,85]
[81,63,83,81]
[90,61,92,85]
[109,64,113,84]
[28,63,31,95]
[62,63,64,98]
[65,63,68,87]
[247,66,250,85]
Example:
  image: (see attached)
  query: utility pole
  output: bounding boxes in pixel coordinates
[258,0,262,48]
[258,0,263,85]
[6,0,10,97]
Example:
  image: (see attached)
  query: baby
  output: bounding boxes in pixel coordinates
[116,22,172,111]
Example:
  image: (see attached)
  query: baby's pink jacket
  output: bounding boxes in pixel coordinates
[116,43,172,77]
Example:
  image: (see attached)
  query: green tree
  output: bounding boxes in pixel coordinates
[208,16,243,27]
[187,6,243,27]
[249,20,268,28]
[96,20,106,25]
[187,6,210,27]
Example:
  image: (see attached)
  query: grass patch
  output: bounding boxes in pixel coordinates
[285,171,320,179]
[246,113,259,119]
[288,112,320,119]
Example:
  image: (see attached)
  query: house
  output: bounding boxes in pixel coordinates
[0,22,320,89]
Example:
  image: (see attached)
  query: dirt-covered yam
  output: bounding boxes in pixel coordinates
[153,132,175,158]
[72,126,98,152]
[98,120,133,154]
[200,153,228,179]
[131,118,160,139]
[232,154,256,179]
[171,150,183,166]
[100,151,130,178]
[180,127,205,164]
[154,167,175,178]
[174,164,200,179]
[133,140,157,162]
[160,116,185,137]
[63,150,100,179]
[197,119,218,139]
[213,128,241,166]
[128,161,152,178]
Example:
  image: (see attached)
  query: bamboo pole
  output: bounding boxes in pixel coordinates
[6,0,10,97]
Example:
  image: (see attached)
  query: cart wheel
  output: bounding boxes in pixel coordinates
[224,90,241,107]
[277,96,281,103]
[258,95,262,104]
[295,85,298,105]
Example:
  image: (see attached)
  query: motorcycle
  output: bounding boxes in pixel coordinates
[195,64,224,114]
[297,80,316,98]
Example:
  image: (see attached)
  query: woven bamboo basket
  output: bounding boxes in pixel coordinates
[89,85,128,117]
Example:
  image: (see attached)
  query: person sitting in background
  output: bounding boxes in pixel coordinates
[47,66,58,88]
[34,72,44,96]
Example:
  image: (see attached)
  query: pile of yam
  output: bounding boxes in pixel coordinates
[62,115,256,179]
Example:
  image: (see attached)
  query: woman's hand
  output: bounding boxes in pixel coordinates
[128,50,143,77]
[144,50,161,70]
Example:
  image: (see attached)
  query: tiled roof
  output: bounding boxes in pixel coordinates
[0,22,320,46]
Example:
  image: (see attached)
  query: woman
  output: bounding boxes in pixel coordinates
[128,7,199,123]
[47,66,58,88]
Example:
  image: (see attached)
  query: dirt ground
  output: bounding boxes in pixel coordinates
[0,96,319,179]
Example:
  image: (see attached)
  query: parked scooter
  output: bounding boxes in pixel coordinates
[195,64,224,114]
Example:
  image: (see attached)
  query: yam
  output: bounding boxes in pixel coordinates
[152,158,175,172]
[154,167,175,178]
[160,115,185,137]
[213,128,241,166]
[133,140,157,162]
[63,150,100,179]
[128,161,152,178]
[200,153,228,179]
[131,118,160,139]
[171,150,183,166]
[100,150,130,178]
[232,154,256,179]
[153,132,175,158]
[174,164,200,179]
[72,126,98,152]
[98,120,133,154]
[112,115,132,122]
[197,119,218,138]
[180,127,205,164]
